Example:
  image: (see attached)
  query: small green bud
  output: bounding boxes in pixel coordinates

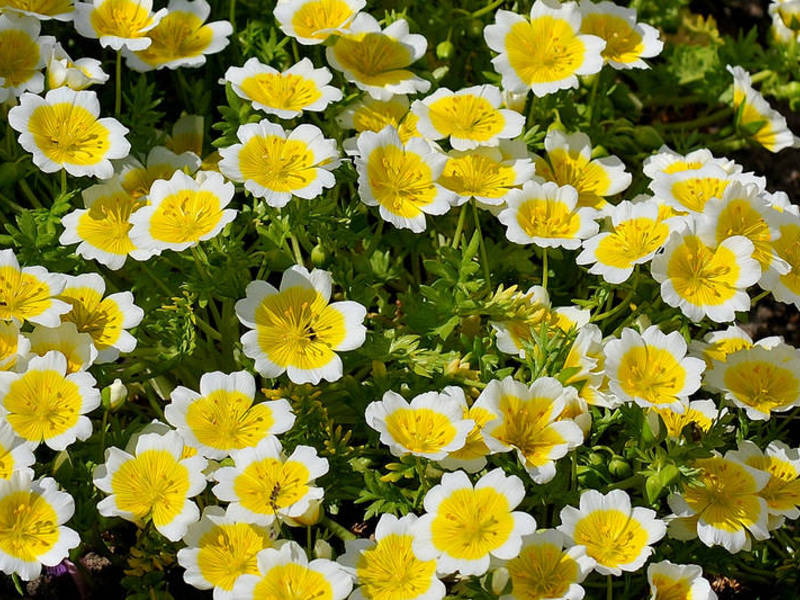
[588,452,605,466]
[460,314,482,337]
[632,126,665,150]
[436,40,455,60]
[609,457,632,479]
[311,240,327,267]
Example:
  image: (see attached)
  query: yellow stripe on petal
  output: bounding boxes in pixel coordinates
[581,13,644,65]
[507,543,580,600]
[427,95,505,143]
[0,267,55,324]
[669,177,729,213]
[76,192,143,257]
[356,533,437,600]
[60,287,125,351]
[197,522,271,591]
[185,390,275,452]
[515,198,582,239]
[331,33,414,87]
[0,0,73,17]
[595,218,669,269]
[439,153,517,199]
[148,190,225,244]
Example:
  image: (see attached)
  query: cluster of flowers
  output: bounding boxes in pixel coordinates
[0,0,799,598]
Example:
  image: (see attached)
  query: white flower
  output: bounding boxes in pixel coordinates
[46,40,108,90]
[0,14,54,98]
[74,0,167,51]
[647,561,717,600]
[274,0,365,45]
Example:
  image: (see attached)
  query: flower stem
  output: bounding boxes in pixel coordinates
[471,200,491,288]
[607,575,613,600]
[751,289,770,305]
[471,0,505,19]
[289,233,304,265]
[586,69,603,126]
[190,245,210,280]
[541,248,548,290]
[321,516,356,542]
[60,169,67,196]
[115,50,122,116]
[452,203,468,249]
[660,107,732,131]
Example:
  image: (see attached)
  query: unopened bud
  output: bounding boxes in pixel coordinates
[314,539,333,560]
[491,567,511,595]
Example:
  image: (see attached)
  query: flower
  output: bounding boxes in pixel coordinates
[46,41,108,90]
[113,145,201,199]
[177,505,274,600]
[558,489,666,575]
[579,1,663,69]
[224,57,342,119]
[474,376,584,484]
[649,164,734,215]
[0,14,54,98]
[74,0,167,51]
[0,322,29,372]
[8,88,130,178]
[274,0,365,45]
[642,145,738,181]
[125,0,232,71]
[0,472,79,581]
[338,513,445,600]
[438,393,497,474]
[211,436,328,526]
[648,399,720,440]
[27,322,97,372]
[0,421,35,481]
[0,249,70,327]
[577,199,680,284]
[232,541,353,600]
[165,370,295,460]
[129,170,236,253]
[336,94,419,145]
[604,326,705,412]
[728,65,798,153]
[650,224,761,323]
[688,324,778,367]
[58,272,144,362]
[438,142,535,207]
[667,453,770,553]
[411,85,525,151]
[326,13,430,101]
[59,181,153,269]
[646,561,717,600]
[761,212,800,307]
[0,0,74,21]
[484,0,606,96]
[354,126,455,232]
[93,429,208,541]
[218,120,339,208]
[413,468,536,576]
[0,351,100,450]
[235,265,367,384]
[497,180,599,249]
[364,387,475,460]
[532,129,632,210]
[728,440,800,527]
[501,529,595,600]
[167,113,204,155]
[704,342,800,420]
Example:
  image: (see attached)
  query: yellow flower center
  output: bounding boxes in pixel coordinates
[240,73,322,113]
[0,28,39,87]
[507,542,580,600]
[650,573,693,600]
[489,394,565,468]
[0,0,73,16]
[617,346,687,407]
[233,457,312,516]
[505,17,586,85]
[253,563,333,600]
[0,443,16,480]
[134,10,214,66]
[662,160,705,175]
[0,324,20,372]
[28,102,111,167]
[122,164,180,199]
[0,490,59,562]
[197,522,272,591]
[447,406,494,462]
[148,189,225,245]
[669,177,729,213]
[239,135,317,193]
[744,455,800,514]
[351,100,417,143]
[60,287,125,351]
[652,406,713,438]
[331,32,414,87]
[514,198,582,239]
[430,487,514,560]
[723,359,800,415]
[572,509,648,568]
[76,192,143,257]
[355,533,437,600]
[426,94,505,142]
[0,267,54,324]
[595,217,670,269]
[439,154,517,199]
[713,198,773,270]
[89,0,156,39]
[110,449,191,526]
[185,390,276,452]
[773,223,800,295]
[366,144,437,217]
[665,235,741,307]
[383,408,458,455]
[581,13,644,64]
[290,0,355,41]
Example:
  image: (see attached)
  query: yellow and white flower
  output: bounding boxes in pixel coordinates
[165,370,295,460]
[236,265,366,384]
[484,0,606,96]
[413,468,536,576]
[8,88,130,178]
[501,529,595,600]
[0,473,79,581]
[728,65,798,153]
[411,85,525,151]
[0,322,29,373]
[604,326,705,412]
[94,429,208,540]
[474,376,584,484]
[704,342,800,421]
[46,41,108,90]
[274,0,365,45]
[365,387,475,460]
[59,181,151,269]
[211,436,328,526]
[59,272,144,362]
[0,351,100,450]
[729,440,800,526]
[648,399,720,441]
[336,94,420,147]
[74,0,167,51]
[0,421,35,481]
[355,126,455,232]
[533,129,632,210]
[129,170,236,253]
[667,452,770,553]
[558,489,666,575]
[646,561,717,600]
[438,392,497,474]
[0,0,74,21]
[498,180,599,249]
[167,113,204,156]
[113,145,202,199]
[233,540,353,600]
[219,120,339,208]
[0,14,53,98]
[326,13,430,101]
[177,505,273,600]
[770,0,800,43]
[0,249,70,327]
[224,57,342,119]
[688,324,779,367]
[26,322,97,373]
[579,1,663,69]
[577,199,681,284]
[649,164,734,215]
[761,212,800,307]
[125,0,232,71]
[438,141,535,207]
[650,223,761,323]
[338,513,445,600]
[642,145,739,181]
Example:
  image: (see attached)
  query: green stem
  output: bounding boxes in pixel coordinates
[541,248,548,290]
[321,516,356,542]
[18,179,42,208]
[190,245,210,280]
[229,0,236,33]
[60,169,67,196]
[471,200,491,288]
[139,262,172,297]
[98,408,109,462]
[471,0,505,18]
[607,575,613,600]
[306,525,313,555]
[194,313,222,342]
[660,107,732,131]
[451,203,468,249]
[586,70,603,126]
[115,50,122,116]
[289,234,304,265]
[364,219,384,255]
[591,272,640,323]
[751,289,770,304]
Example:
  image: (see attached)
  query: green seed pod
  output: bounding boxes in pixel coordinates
[436,40,455,60]
[467,19,483,37]
[311,241,327,266]
[609,457,632,479]
[587,452,605,466]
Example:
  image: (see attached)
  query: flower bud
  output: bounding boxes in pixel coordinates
[314,539,333,560]
[436,40,455,60]
[490,567,510,595]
